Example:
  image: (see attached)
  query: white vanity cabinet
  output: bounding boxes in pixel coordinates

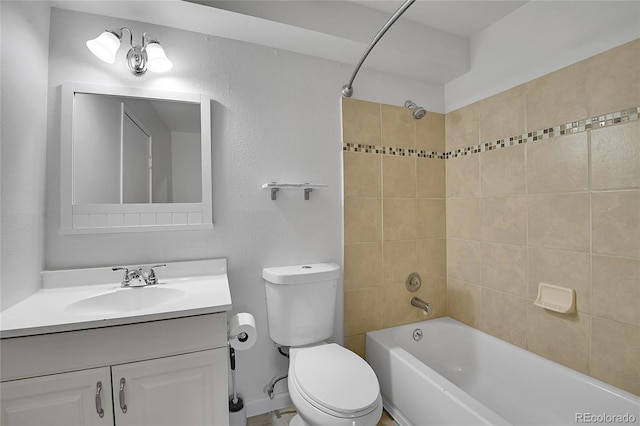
[112,349,227,426]
[1,314,229,426]
[0,367,113,426]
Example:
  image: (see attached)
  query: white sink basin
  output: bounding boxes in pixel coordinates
[1,258,233,338]
[65,286,186,315]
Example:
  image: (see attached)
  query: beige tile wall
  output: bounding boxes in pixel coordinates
[342,98,447,359]
[342,39,639,396]
[445,39,640,395]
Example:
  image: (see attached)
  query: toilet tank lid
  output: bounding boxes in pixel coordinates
[262,263,340,285]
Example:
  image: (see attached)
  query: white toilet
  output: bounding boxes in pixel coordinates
[263,263,383,426]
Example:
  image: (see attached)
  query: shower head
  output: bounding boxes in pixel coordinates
[405,100,427,120]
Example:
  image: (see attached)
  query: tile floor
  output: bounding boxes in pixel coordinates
[247,406,397,426]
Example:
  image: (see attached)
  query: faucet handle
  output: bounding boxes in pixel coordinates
[147,264,166,285]
[112,267,132,286]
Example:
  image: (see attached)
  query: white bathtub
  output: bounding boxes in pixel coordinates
[366,317,639,426]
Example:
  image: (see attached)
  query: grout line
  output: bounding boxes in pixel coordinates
[587,126,594,377]
[523,134,530,351]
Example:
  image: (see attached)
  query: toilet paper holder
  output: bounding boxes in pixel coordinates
[228,312,257,351]
[229,331,249,343]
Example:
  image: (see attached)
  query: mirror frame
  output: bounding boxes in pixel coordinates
[60,83,212,234]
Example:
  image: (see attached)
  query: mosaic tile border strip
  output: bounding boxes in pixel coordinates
[343,106,639,159]
[341,144,445,159]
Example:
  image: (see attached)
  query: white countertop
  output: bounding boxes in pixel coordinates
[1,259,232,338]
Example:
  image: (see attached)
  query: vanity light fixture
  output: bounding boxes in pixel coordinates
[86,27,173,76]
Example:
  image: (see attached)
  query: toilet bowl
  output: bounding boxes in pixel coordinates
[287,344,382,426]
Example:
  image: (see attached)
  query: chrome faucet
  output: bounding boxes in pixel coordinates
[112,264,166,287]
[411,296,431,314]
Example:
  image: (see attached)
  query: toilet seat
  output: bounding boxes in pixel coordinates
[290,343,380,418]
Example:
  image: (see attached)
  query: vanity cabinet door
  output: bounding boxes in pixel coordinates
[0,367,113,426]
[112,349,228,426]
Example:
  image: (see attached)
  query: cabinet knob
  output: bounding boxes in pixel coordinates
[119,377,128,413]
[95,381,105,418]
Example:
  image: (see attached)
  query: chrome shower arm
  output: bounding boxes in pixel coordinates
[341,0,416,97]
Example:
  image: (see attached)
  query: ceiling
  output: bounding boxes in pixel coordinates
[181,0,530,83]
[190,0,529,39]
[49,0,528,42]
[351,1,528,38]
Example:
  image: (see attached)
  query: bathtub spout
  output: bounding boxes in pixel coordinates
[411,296,431,314]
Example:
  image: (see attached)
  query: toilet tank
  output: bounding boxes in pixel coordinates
[263,263,340,347]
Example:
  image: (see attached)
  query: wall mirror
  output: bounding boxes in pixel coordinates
[60,83,212,234]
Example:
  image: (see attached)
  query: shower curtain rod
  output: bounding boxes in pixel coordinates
[341,0,416,97]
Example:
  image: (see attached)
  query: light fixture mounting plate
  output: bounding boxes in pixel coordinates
[126,45,147,76]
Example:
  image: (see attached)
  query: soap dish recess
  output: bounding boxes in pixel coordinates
[534,283,576,314]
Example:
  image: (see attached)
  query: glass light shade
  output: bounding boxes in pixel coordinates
[86,31,121,64]
[145,42,173,73]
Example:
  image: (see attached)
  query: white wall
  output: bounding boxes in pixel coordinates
[445,1,640,112]
[0,1,50,310]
